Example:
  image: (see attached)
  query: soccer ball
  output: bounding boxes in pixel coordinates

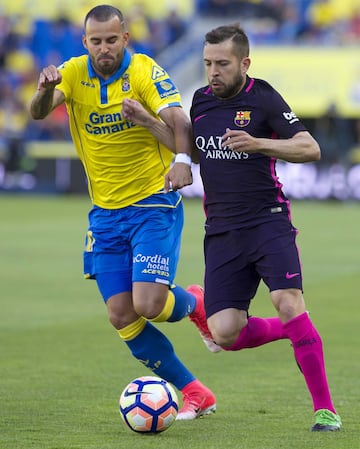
[119,376,178,433]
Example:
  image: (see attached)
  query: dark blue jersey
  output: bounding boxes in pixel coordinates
[190,76,308,234]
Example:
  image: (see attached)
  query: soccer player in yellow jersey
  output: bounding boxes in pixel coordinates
[30,4,216,420]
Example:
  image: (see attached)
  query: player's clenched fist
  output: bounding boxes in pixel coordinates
[37,65,62,91]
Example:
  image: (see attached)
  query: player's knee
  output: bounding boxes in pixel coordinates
[209,314,247,347]
[133,296,166,320]
[132,283,168,319]
[272,289,306,321]
[108,309,127,329]
[213,331,239,348]
[106,295,139,329]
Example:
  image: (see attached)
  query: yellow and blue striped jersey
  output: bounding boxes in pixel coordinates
[56,49,182,208]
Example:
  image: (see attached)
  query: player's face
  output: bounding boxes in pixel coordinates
[203,39,250,99]
[83,16,129,79]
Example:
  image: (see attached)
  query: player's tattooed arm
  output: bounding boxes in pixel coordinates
[30,65,65,119]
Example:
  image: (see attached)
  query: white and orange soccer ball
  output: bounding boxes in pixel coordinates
[119,376,178,433]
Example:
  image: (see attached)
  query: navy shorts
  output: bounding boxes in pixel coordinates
[204,218,303,318]
[83,191,183,301]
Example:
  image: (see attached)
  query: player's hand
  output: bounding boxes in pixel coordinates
[164,163,193,192]
[222,128,259,153]
[37,65,62,91]
[122,98,151,126]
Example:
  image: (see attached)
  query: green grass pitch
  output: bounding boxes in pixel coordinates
[0,195,359,449]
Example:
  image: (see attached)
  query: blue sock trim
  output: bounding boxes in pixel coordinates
[167,285,196,322]
[124,321,195,389]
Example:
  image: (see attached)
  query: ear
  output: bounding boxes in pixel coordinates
[242,57,251,73]
[82,34,87,50]
[123,31,130,47]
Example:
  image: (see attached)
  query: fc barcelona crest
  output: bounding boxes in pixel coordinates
[234,111,251,127]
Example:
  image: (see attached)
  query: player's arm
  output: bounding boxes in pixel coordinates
[122,98,176,151]
[122,98,199,162]
[30,65,65,119]
[122,99,197,191]
[158,106,195,191]
[222,129,321,163]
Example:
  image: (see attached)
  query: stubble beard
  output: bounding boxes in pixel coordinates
[213,72,246,99]
[90,53,121,78]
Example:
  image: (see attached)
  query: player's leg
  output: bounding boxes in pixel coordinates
[129,192,220,351]
[117,312,216,421]
[95,272,216,421]
[129,196,217,419]
[186,285,222,352]
[208,308,286,350]
[130,193,199,323]
[132,282,196,322]
[130,193,220,351]
[84,204,215,420]
[271,288,341,431]
[263,219,341,431]
[199,229,286,350]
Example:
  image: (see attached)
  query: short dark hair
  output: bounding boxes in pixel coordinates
[84,4,124,28]
[205,24,250,58]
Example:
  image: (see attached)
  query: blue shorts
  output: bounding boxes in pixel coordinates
[83,191,183,301]
[204,218,303,317]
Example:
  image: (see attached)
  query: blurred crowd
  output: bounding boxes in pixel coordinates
[198,0,360,45]
[0,0,360,188]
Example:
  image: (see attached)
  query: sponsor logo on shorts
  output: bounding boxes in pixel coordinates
[134,253,170,279]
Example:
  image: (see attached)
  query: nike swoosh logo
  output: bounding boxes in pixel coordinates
[194,114,207,123]
[123,390,148,397]
[286,272,300,279]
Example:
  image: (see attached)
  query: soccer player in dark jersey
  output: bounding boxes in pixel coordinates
[123,23,342,432]
[191,23,341,432]
[29,4,216,420]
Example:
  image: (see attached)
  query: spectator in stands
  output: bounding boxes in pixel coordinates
[276,2,303,42]
[0,76,29,187]
[196,0,265,18]
[312,103,354,164]
[348,119,360,164]
[2,0,359,170]
[163,8,188,46]
[306,0,338,43]
[127,3,155,56]
[347,7,360,42]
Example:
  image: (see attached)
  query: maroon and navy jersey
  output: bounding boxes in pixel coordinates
[190,76,308,234]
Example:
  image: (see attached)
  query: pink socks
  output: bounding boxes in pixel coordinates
[284,312,336,413]
[223,316,286,351]
[223,311,336,413]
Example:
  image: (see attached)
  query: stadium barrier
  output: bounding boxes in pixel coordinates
[0,141,360,200]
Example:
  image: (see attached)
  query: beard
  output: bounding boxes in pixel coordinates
[90,54,120,77]
[210,72,246,99]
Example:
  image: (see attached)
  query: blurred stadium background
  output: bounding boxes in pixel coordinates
[1,0,360,199]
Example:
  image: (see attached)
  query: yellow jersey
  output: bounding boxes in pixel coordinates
[56,50,182,208]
